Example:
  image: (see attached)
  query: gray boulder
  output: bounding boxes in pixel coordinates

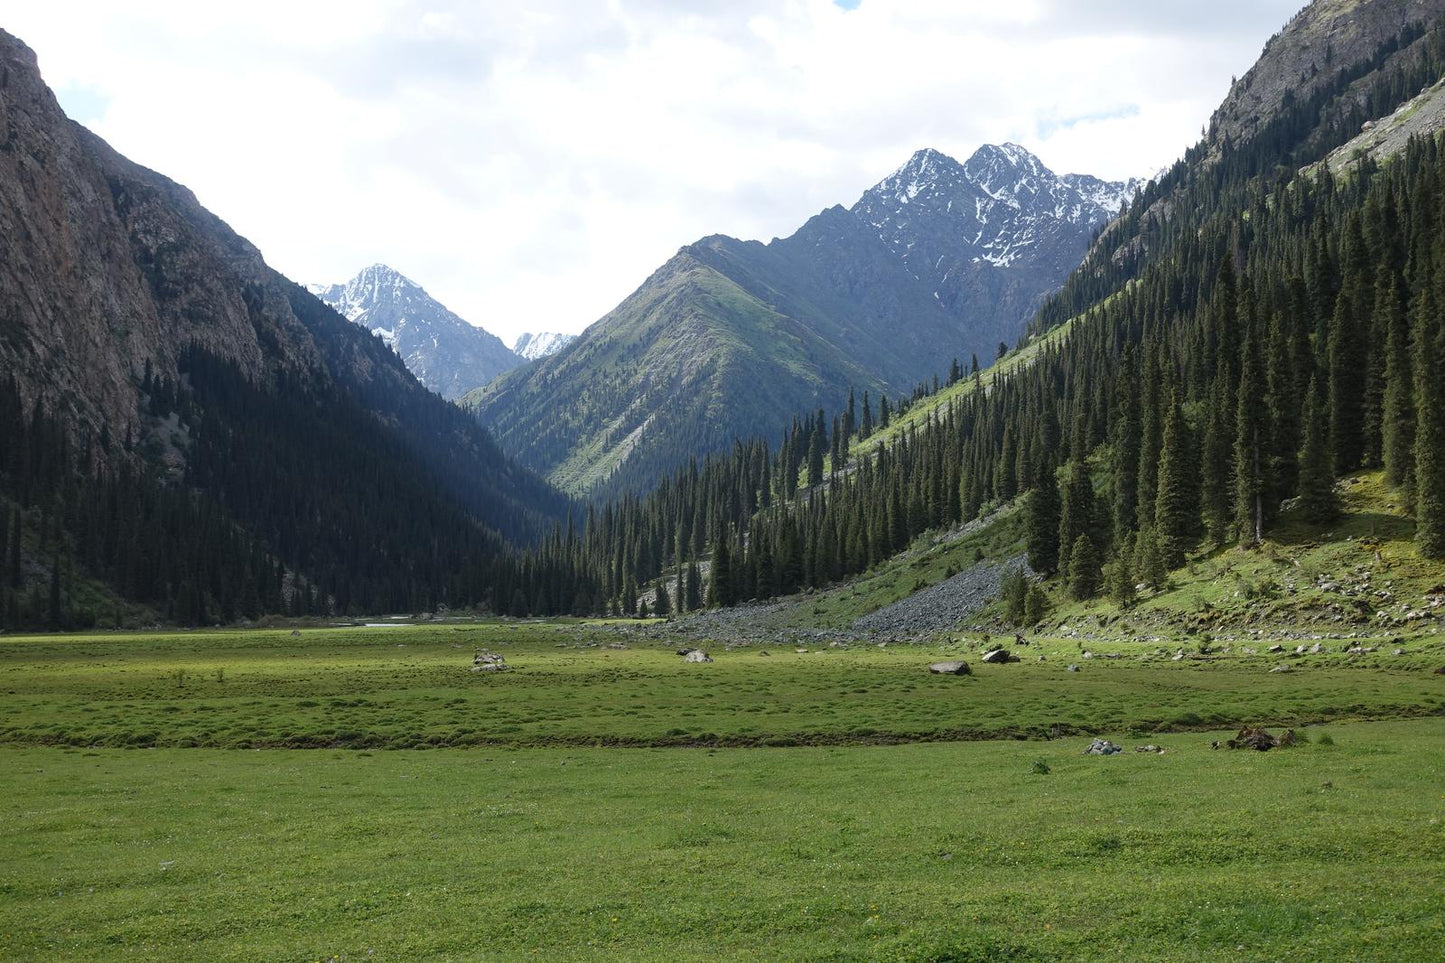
[1082,739,1122,756]
[682,649,713,663]
[928,660,971,675]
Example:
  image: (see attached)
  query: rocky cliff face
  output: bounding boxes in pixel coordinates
[310,264,521,400]
[0,29,310,446]
[1208,0,1445,152]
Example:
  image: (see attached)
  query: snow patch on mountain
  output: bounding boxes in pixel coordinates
[855,144,1144,272]
[513,331,577,361]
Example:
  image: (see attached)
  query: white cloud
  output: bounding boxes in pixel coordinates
[9,0,1303,342]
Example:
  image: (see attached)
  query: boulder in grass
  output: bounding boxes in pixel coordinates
[471,651,508,672]
[1226,727,1280,751]
[1269,664,1293,673]
[981,648,1017,664]
[1082,739,1122,755]
[682,649,713,663]
[928,661,971,676]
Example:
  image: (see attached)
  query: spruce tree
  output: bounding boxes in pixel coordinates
[653,579,671,617]
[708,537,733,607]
[1025,460,1061,575]
[1233,319,1267,546]
[1057,459,1095,578]
[1414,289,1445,558]
[1023,584,1049,626]
[1297,374,1339,524]
[1067,535,1101,601]
[1381,270,1415,489]
[1154,390,1196,569]
[1109,535,1137,610]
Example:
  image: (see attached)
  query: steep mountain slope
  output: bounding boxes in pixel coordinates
[513,331,576,360]
[1208,0,1445,152]
[309,264,521,399]
[472,144,1136,495]
[473,251,881,495]
[0,29,567,620]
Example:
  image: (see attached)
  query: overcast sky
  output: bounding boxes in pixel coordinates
[11,0,1303,344]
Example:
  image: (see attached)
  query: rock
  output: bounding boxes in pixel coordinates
[1172,650,1186,661]
[1081,650,1095,660]
[1267,644,1284,653]
[981,648,1017,664]
[607,642,627,650]
[1082,739,1122,756]
[758,650,770,657]
[1392,648,1405,656]
[1269,664,1293,673]
[1067,664,1080,672]
[471,650,508,672]
[1309,642,1324,654]
[928,660,971,675]
[1225,727,1281,751]
[1134,744,1165,753]
[795,648,809,654]
[682,649,713,663]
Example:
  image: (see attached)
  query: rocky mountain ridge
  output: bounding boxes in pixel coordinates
[512,331,577,361]
[471,142,1141,495]
[309,264,521,399]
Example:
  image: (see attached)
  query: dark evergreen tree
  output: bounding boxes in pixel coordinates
[1067,535,1101,601]
[1298,374,1339,523]
[1025,460,1061,575]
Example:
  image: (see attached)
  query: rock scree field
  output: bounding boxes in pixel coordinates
[1,621,1442,960]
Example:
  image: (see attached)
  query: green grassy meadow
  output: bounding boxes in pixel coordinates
[2,622,1442,960]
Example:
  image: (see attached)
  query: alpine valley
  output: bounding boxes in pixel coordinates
[6,1,1445,959]
[467,144,1140,496]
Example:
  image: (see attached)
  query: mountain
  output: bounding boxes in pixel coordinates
[308,264,521,400]
[469,144,1139,495]
[0,29,569,623]
[853,145,1141,337]
[512,331,577,361]
[549,0,1445,624]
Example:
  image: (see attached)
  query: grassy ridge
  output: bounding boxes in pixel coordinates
[3,720,1442,960]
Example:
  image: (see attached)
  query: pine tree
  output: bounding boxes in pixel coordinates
[1023,584,1049,626]
[1233,318,1267,546]
[1109,535,1136,609]
[1067,535,1101,601]
[1381,270,1415,489]
[1000,567,1028,625]
[708,537,734,607]
[1057,459,1095,577]
[1414,289,1445,558]
[1154,390,1196,569]
[653,579,671,617]
[1025,460,1061,575]
[1297,374,1339,524]
[1135,524,1166,592]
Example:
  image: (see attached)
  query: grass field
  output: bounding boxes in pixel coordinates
[2,622,1442,960]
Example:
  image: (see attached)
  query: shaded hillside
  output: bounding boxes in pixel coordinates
[0,29,570,623]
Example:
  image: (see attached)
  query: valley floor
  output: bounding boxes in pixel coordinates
[1,623,1442,960]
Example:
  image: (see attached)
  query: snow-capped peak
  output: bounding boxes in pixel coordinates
[308,264,523,400]
[513,331,577,361]
[851,143,1143,274]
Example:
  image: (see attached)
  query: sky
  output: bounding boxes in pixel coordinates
[9,0,1304,344]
